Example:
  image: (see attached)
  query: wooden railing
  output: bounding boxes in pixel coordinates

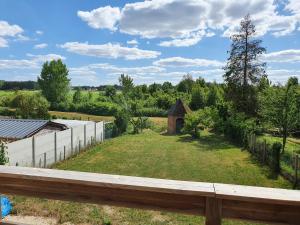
[0,166,300,225]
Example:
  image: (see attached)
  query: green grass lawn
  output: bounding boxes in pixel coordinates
[12,130,291,225]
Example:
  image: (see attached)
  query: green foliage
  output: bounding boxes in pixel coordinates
[177,74,194,93]
[223,113,258,146]
[190,85,206,110]
[72,88,84,104]
[0,140,8,165]
[183,112,201,138]
[154,91,175,110]
[271,142,282,173]
[119,74,133,94]
[38,59,70,106]
[259,77,300,152]
[224,15,266,115]
[13,93,50,119]
[104,85,116,98]
[113,108,130,136]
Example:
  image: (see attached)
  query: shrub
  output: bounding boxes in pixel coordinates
[138,107,168,117]
[223,113,258,146]
[0,141,8,165]
[113,109,130,135]
[271,142,281,173]
[183,111,201,138]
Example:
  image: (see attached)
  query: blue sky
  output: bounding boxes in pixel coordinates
[0,0,299,85]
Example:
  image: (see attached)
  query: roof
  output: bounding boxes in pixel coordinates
[168,99,192,116]
[52,119,95,128]
[0,119,66,140]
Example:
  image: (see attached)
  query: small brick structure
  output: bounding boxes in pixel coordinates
[168,99,191,134]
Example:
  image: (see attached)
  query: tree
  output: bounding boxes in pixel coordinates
[183,112,201,138]
[13,93,50,119]
[224,14,266,115]
[190,85,206,110]
[162,81,173,92]
[38,59,70,107]
[104,85,117,98]
[73,88,83,103]
[119,74,134,94]
[206,86,219,107]
[0,140,8,165]
[259,77,300,152]
[177,74,194,93]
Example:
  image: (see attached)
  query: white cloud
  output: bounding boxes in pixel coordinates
[0,37,8,47]
[159,31,205,47]
[78,6,121,31]
[60,42,160,60]
[36,30,43,35]
[0,21,24,47]
[267,68,300,83]
[127,39,138,45]
[153,57,224,67]
[263,49,300,63]
[0,54,65,69]
[34,43,48,49]
[78,0,300,47]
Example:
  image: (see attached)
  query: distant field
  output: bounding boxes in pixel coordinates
[12,130,290,225]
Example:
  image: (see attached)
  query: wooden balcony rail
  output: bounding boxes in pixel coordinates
[0,166,300,225]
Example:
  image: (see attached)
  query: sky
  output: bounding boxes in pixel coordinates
[0,0,299,86]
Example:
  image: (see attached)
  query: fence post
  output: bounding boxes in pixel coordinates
[54,132,57,163]
[32,136,36,167]
[79,140,81,152]
[84,125,87,147]
[43,152,47,168]
[205,197,222,225]
[263,139,267,164]
[64,146,66,160]
[0,194,2,223]
[71,128,74,155]
[94,122,97,143]
[294,154,299,188]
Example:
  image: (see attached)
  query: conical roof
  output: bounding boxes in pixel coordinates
[168,99,191,116]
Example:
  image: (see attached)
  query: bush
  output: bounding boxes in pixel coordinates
[183,111,201,138]
[0,141,8,165]
[12,93,50,119]
[223,113,258,146]
[271,142,281,173]
[138,107,168,117]
[113,109,130,135]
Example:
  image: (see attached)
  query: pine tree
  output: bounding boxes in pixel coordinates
[224,14,266,115]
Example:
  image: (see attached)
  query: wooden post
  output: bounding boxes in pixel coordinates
[54,132,57,163]
[32,136,36,167]
[43,153,47,168]
[205,197,222,225]
[0,194,2,222]
[294,154,299,188]
[79,140,81,152]
[263,139,267,164]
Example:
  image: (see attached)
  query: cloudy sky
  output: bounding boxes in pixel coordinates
[0,0,299,85]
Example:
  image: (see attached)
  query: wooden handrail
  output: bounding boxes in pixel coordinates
[0,166,299,225]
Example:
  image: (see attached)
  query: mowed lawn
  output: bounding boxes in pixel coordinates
[12,130,291,225]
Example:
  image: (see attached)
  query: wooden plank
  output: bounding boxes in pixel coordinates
[205,197,222,225]
[214,183,300,206]
[0,166,214,197]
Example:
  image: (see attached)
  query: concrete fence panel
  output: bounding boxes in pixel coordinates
[35,133,55,168]
[6,137,33,167]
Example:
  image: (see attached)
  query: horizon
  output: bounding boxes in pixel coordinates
[0,0,300,86]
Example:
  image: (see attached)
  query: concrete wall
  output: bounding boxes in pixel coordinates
[6,121,105,168]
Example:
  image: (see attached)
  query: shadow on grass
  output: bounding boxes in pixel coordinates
[244,154,280,180]
[175,132,234,151]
